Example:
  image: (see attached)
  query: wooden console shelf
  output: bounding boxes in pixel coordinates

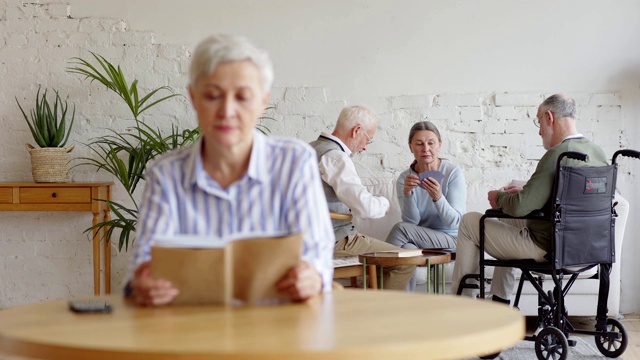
[0,182,113,295]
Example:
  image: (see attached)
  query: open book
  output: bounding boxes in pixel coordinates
[374,249,423,257]
[150,232,302,306]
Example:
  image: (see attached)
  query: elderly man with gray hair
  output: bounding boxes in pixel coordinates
[309,106,414,290]
[451,93,609,304]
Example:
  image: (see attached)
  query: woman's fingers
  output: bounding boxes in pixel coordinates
[276,262,321,301]
[131,262,179,306]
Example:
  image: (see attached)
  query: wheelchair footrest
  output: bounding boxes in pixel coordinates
[457,273,493,295]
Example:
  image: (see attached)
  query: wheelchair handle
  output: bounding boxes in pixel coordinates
[561,151,589,162]
[556,151,588,169]
[612,149,640,164]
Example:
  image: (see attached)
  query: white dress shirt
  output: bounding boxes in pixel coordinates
[316,132,389,219]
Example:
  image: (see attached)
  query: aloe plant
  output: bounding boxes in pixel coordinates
[16,87,75,148]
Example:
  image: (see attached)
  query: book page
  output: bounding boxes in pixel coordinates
[374,249,423,257]
[333,256,361,268]
[150,246,231,305]
[509,179,527,188]
[230,233,303,304]
[153,234,226,248]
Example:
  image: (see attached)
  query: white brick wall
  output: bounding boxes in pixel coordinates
[0,0,634,310]
[494,93,544,106]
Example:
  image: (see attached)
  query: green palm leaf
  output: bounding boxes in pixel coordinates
[68,51,273,251]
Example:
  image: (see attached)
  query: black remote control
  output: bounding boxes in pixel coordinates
[68,300,113,313]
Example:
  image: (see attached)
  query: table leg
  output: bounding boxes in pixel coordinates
[435,264,444,293]
[363,259,367,291]
[367,265,378,289]
[104,207,111,294]
[91,212,100,295]
[426,260,431,294]
[379,266,384,290]
[440,264,447,294]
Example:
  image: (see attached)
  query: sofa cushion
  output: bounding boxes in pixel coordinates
[352,176,401,241]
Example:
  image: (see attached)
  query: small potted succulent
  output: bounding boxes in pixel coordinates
[16,87,76,182]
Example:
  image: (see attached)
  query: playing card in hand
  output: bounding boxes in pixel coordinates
[417,170,445,189]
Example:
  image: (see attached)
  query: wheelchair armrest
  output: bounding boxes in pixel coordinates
[523,210,546,219]
[482,209,547,221]
[484,209,506,217]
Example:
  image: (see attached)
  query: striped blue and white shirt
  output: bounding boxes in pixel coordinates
[131,130,335,291]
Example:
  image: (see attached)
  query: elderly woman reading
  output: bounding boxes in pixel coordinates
[127,34,334,306]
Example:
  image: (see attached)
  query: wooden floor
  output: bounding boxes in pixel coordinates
[571,313,640,359]
[0,314,639,359]
[620,314,640,359]
[619,314,639,358]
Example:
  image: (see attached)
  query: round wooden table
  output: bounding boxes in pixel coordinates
[359,250,452,292]
[0,290,524,360]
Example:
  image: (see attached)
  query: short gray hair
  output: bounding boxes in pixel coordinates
[189,34,274,91]
[541,94,577,119]
[335,105,377,132]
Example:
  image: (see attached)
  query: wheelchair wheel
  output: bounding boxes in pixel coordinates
[595,318,628,358]
[535,327,568,360]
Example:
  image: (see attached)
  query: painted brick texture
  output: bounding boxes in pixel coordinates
[0,0,632,308]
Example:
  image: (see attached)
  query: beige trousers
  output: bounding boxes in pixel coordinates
[451,212,547,299]
[334,233,415,290]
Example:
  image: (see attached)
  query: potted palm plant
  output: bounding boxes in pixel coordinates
[67,51,200,251]
[67,52,277,251]
[16,87,76,182]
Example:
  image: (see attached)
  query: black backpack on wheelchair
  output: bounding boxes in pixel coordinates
[458,149,639,360]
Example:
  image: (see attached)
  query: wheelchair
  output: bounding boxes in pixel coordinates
[458,149,640,360]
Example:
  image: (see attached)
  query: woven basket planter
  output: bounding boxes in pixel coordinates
[26,144,74,183]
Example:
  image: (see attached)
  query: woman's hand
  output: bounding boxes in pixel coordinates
[403,174,420,195]
[276,261,322,301]
[422,177,442,201]
[129,261,180,306]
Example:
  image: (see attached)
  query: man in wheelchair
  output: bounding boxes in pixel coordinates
[452,93,637,359]
[451,93,608,304]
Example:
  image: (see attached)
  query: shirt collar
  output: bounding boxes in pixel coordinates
[246,129,268,182]
[184,137,202,187]
[320,132,352,156]
[562,134,584,141]
[185,129,267,189]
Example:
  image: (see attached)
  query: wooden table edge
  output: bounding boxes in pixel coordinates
[0,292,524,360]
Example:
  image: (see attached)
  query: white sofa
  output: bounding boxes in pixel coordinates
[353,176,629,317]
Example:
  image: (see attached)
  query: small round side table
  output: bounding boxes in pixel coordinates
[358,250,452,293]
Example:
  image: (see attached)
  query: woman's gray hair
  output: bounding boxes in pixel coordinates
[335,105,377,132]
[408,121,442,143]
[541,94,577,119]
[189,34,274,91]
